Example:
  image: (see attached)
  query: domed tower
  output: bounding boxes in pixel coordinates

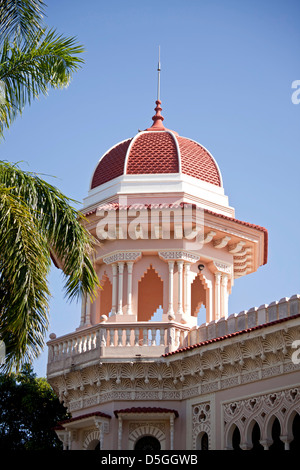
[47,85,300,454]
[79,98,267,332]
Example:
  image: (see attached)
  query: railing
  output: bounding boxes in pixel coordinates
[189,294,300,345]
[47,321,191,367]
[47,294,300,374]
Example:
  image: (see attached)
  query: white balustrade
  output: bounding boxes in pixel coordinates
[48,321,190,364]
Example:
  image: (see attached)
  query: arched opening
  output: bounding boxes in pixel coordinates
[191,274,206,319]
[290,413,300,450]
[85,438,100,450]
[138,265,163,322]
[99,274,112,318]
[232,425,242,451]
[269,417,284,451]
[134,435,161,452]
[250,422,263,451]
[196,432,209,450]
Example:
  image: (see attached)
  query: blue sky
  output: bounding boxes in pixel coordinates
[1,0,299,376]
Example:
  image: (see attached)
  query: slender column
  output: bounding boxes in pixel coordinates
[118,417,122,450]
[167,261,175,317]
[117,262,124,315]
[221,274,229,319]
[111,263,118,315]
[184,263,191,316]
[85,296,91,325]
[206,280,213,323]
[214,272,221,321]
[177,260,184,315]
[127,261,133,315]
[80,293,87,326]
[170,415,174,450]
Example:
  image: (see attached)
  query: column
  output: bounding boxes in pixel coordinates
[117,262,124,315]
[118,416,122,450]
[170,415,174,450]
[177,260,184,315]
[184,262,191,316]
[167,261,175,318]
[221,274,229,319]
[127,261,133,315]
[111,263,118,315]
[214,272,221,321]
[80,293,87,326]
[85,296,91,325]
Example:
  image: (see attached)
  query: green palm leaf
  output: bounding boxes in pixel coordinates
[0,162,99,372]
[0,28,84,137]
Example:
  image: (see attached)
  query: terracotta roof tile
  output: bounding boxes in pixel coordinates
[91,139,132,189]
[114,407,179,417]
[162,313,300,357]
[177,136,221,186]
[126,132,179,174]
[56,411,111,428]
[90,131,222,189]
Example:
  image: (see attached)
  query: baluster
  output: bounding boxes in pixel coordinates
[100,328,106,347]
[175,329,180,347]
[53,344,58,360]
[143,329,147,346]
[126,328,131,346]
[134,328,139,346]
[118,328,123,346]
[159,328,164,346]
[151,328,156,346]
[107,328,113,347]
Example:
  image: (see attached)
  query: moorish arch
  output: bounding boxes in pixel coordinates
[96,273,112,322]
[128,424,166,450]
[191,272,210,321]
[82,429,100,450]
[137,265,163,322]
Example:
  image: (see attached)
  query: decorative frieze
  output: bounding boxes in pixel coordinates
[158,250,200,263]
[103,251,142,264]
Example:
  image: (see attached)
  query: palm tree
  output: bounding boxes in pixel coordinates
[0,1,100,372]
[0,0,84,137]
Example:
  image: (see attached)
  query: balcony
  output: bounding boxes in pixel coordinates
[47,320,191,376]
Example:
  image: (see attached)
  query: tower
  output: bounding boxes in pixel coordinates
[47,97,300,452]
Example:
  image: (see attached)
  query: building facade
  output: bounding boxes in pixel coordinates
[47,99,300,450]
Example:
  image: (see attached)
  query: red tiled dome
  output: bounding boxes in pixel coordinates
[90,102,222,189]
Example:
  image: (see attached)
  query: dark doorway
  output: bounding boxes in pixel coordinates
[134,435,161,452]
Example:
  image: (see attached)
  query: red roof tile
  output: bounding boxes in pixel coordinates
[162,313,300,357]
[114,407,179,418]
[127,132,179,174]
[91,139,132,189]
[56,411,111,429]
[178,137,221,186]
[90,131,222,189]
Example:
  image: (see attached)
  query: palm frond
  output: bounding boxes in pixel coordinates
[0,0,46,43]
[0,28,84,137]
[0,162,99,372]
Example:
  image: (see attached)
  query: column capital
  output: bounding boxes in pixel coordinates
[103,251,141,265]
[159,250,200,263]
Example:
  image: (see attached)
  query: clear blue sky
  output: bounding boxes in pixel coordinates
[1,0,299,377]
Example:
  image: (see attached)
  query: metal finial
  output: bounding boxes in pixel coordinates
[157,46,161,101]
